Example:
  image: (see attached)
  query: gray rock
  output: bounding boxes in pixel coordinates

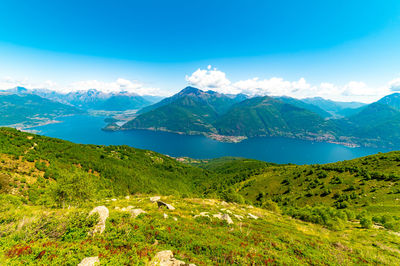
[234,214,243,221]
[222,214,234,224]
[248,213,259,219]
[213,213,233,224]
[194,212,209,218]
[157,201,175,210]
[150,196,161,202]
[130,208,146,218]
[150,250,194,266]
[89,206,109,234]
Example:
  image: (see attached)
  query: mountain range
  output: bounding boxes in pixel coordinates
[0,93,82,128]
[1,87,159,111]
[118,87,400,147]
[3,85,400,148]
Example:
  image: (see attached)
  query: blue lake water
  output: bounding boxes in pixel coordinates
[31,115,391,165]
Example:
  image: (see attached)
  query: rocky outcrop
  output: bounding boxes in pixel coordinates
[157,201,175,210]
[89,206,109,234]
[150,250,195,266]
[78,256,100,266]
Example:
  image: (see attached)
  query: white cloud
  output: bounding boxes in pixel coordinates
[185,66,395,103]
[389,78,400,92]
[185,68,239,94]
[0,76,168,96]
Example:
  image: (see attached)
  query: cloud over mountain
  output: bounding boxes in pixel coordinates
[186,66,396,103]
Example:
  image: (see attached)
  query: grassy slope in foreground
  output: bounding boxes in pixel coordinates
[2,194,400,265]
[2,128,400,264]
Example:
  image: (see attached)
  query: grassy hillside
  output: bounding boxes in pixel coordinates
[338,103,400,147]
[3,129,400,264]
[2,194,400,265]
[215,96,338,140]
[195,152,400,234]
[123,95,220,134]
[0,127,213,205]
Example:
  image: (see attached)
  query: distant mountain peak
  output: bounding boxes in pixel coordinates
[178,86,204,96]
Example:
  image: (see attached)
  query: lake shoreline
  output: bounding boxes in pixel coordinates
[30,115,389,165]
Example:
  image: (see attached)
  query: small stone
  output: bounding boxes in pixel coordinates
[194,212,210,218]
[150,250,190,266]
[213,213,223,219]
[173,217,178,221]
[111,198,117,201]
[130,209,146,218]
[222,214,234,224]
[248,213,259,219]
[150,196,161,203]
[164,213,168,219]
[78,256,99,266]
[157,201,175,210]
[125,195,130,200]
[213,213,233,224]
[234,214,243,221]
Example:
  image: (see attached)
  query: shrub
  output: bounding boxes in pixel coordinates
[261,199,281,213]
[50,167,96,207]
[285,206,349,230]
[360,217,372,229]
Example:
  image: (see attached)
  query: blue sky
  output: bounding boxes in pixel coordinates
[1,0,400,101]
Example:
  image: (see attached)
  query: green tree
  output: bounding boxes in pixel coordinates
[360,217,372,229]
[50,168,95,207]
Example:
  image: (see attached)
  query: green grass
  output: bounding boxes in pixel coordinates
[2,194,400,265]
[3,128,400,264]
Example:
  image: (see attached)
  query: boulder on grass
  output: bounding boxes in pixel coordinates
[150,196,161,203]
[150,250,195,266]
[157,201,175,210]
[89,206,109,234]
[130,208,146,218]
